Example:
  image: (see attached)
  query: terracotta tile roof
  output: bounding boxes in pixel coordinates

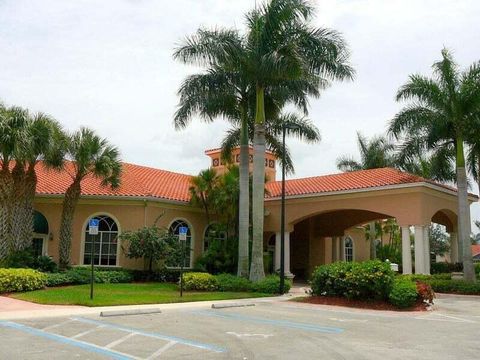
[265,167,449,198]
[33,163,465,203]
[472,245,480,257]
[35,161,192,203]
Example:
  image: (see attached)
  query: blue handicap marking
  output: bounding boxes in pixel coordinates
[179,226,188,235]
[89,218,99,227]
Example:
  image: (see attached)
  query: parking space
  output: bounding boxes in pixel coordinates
[1,295,479,359]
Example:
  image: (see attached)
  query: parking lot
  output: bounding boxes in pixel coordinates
[0,294,479,359]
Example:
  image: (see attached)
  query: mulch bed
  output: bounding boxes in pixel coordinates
[294,296,429,312]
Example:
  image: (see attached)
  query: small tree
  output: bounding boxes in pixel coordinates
[121,226,181,272]
[429,224,450,257]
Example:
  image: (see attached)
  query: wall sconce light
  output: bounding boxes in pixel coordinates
[49,232,54,241]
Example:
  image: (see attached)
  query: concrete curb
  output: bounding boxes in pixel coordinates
[100,308,162,317]
[211,303,255,309]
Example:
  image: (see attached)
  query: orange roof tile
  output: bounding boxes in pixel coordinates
[35,161,192,203]
[265,168,450,198]
[472,245,480,257]
[33,163,465,203]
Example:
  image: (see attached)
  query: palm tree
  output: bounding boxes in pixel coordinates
[174,25,320,278]
[11,113,64,251]
[337,132,396,172]
[58,127,121,269]
[189,168,219,225]
[389,49,480,282]
[221,112,320,174]
[245,0,354,281]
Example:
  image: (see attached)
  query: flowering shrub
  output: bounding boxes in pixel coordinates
[182,272,219,291]
[0,268,47,293]
[310,260,394,301]
[416,281,435,304]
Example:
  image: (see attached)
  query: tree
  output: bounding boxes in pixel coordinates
[121,226,181,272]
[189,168,220,225]
[173,19,322,279]
[337,132,396,172]
[58,127,122,269]
[0,104,63,258]
[245,0,354,281]
[389,49,480,282]
[429,224,450,257]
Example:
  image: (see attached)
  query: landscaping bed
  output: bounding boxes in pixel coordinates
[293,295,428,311]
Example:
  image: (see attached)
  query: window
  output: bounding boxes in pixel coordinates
[83,215,119,266]
[31,238,44,257]
[169,220,193,267]
[203,224,226,252]
[344,236,353,262]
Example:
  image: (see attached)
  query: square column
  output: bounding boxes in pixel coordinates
[275,232,294,279]
[401,226,412,274]
[450,232,458,263]
[414,225,426,274]
[331,237,338,263]
[423,226,431,275]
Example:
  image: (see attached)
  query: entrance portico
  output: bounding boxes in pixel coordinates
[264,168,475,278]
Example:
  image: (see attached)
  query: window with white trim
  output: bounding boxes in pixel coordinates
[169,220,192,267]
[344,236,354,262]
[83,215,119,266]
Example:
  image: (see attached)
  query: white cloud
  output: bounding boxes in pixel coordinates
[0,0,479,224]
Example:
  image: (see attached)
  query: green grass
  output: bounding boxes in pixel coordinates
[11,283,270,307]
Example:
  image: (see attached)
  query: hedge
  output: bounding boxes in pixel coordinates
[311,260,394,301]
[426,279,480,295]
[180,272,290,294]
[45,267,133,287]
[0,268,47,293]
[388,279,418,308]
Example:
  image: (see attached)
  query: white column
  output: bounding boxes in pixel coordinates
[401,226,412,274]
[284,232,293,278]
[450,232,458,263]
[424,226,431,275]
[414,225,426,274]
[275,232,281,272]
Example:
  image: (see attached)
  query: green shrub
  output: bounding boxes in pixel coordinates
[44,268,133,287]
[34,256,58,273]
[3,250,35,269]
[475,263,480,276]
[400,273,451,282]
[215,274,252,292]
[252,275,291,294]
[430,262,463,274]
[388,279,418,308]
[182,272,219,291]
[427,279,480,295]
[0,268,47,293]
[311,260,394,301]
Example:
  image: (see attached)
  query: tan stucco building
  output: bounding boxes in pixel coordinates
[31,148,477,278]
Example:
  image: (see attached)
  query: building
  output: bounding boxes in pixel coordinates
[31,147,477,277]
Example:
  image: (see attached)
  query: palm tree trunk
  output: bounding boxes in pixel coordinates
[59,179,82,269]
[0,167,14,260]
[456,137,475,282]
[19,166,37,250]
[11,163,26,252]
[250,85,266,282]
[237,106,250,278]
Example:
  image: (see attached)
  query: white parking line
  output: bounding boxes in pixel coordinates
[71,325,105,339]
[146,341,177,359]
[105,332,138,349]
[41,319,74,331]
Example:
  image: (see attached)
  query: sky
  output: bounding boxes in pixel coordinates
[0,0,479,226]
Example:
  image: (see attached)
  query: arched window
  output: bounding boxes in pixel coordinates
[344,236,354,262]
[84,215,119,266]
[31,211,49,257]
[169,220,193,267]
[203,224,226,252]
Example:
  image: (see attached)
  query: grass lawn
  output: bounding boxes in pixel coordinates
[10,283,271,307]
